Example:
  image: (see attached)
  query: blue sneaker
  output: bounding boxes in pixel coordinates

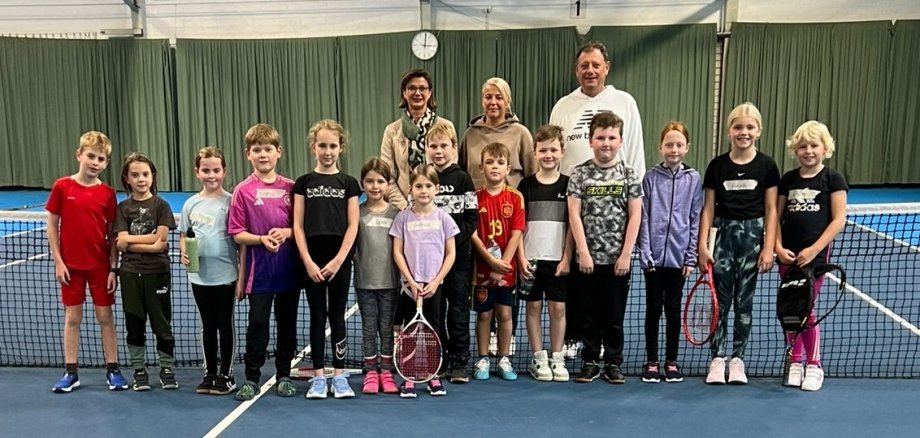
[306,376,328,400]
[52,372,80,393]
[497,356,518,381]
[473,357,490,381]
[106,369,129,391]
[331,374,355,399]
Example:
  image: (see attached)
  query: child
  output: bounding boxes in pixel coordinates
[775,121,847,392]
[389,165,459,398]
[47,131,126,393]
[699,102,780,385]
[516,124,573,382]
[568,111,642,384]
[293,119,361,400]
[114,153,177,391]
[637,122,703,384]
[229,123,302,401]
[425,123,478,384]
[472,142,525,382]
[353,158,401,395]
[179,146,242,395]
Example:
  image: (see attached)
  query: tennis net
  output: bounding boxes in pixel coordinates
[1,203,918,377]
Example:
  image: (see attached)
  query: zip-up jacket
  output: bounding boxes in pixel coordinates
[637,163,703,270]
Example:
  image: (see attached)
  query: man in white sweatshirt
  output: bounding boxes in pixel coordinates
[550,41,645,179]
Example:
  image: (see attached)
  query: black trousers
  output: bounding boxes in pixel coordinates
[576,266,630,365]
[439,267,472,368]
[191,282,237,376]
[304,235,352,370]
[244,291,299,383]
[643,268,685,363]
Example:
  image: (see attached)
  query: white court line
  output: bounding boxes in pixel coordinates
[204,302,361,438]
[848,218,920,254]
[2,226,47,239]
[0,252,49,269]
[826,272,920,337]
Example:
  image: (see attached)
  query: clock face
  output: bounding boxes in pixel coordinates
[411,31,438,60]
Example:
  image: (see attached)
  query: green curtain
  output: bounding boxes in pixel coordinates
[722,22,892,184]
[884,20,920,184]
[589,24,716,172]
[175,38,338,189]
[0,38,173,189]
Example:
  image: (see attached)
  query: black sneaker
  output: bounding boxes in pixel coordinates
[448,367,469,384]
[575,362,601,383]
[197,374,215,394]
[603,364,626,384]
[133,369,151,392]
[160,368,179,390]
[641,362,660,383]
[664,361,684,383]
[211,374,237,395]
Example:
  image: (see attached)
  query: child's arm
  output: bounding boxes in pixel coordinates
[568,196,593,274]
[321,196,359,281]
[120,226,169,253]
[392,237,421,298]
[47,213,69,286]
[471,233,511,274]
[697,188,716,271]
[774,194,795,265]
[616,198,642,277]
[235,244,247,301]
[797,190,847,267]
[759,186,778,273]
[637,177,653,270]
[516,239,533,280]
[179,232,189,266]
[107,221,118,292]
[683,181,704,277]
[556,227,574,277]
[424,237,456,298]
[292,193,323,283]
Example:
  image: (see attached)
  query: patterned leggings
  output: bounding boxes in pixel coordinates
[710,217,763,359]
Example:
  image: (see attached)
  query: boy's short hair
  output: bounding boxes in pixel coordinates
[726,102,763,131]
[409,164,440,186]
[78,131,112,156]
[588,111,624,139]
[659,121,690,144]
[480,142,511,163]
[399,69,437,110]
[245,123,281,150]
[360,157,393,182]
[786,120,836,159]
[425,122,457,145]
[533,124,564,147]
[482,77,513,110]
[308,119,349,151]
[195,146,226,169]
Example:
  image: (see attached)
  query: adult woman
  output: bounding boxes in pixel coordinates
[380,69,456,209]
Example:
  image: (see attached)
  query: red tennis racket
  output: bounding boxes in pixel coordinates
[683,262,719,346]
[394,285,443,383]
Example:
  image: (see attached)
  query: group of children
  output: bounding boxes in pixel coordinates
[48,101,846,399]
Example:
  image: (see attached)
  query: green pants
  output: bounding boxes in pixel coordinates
[120,272,175,369]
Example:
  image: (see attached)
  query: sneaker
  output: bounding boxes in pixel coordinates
[488,332,498,356]
[575,362,601,383]
[133,369,151,391]
[211,374,236,395]
[563,341,582,359]
[550,351,569,382]
[603,364,626,384]
[530,350,553,382]
[306,377,327,399]
[363,370,380,394]
[400,381,417,399]
[449,367,469,384]
[785,362,804,387]
[106,369,129,391]
[52,372,80,393]
[380,370,399,394]
[159,368,179,390]
[801,365,824,392]
[234,380,260,401]
[665,361,684,383]
[331,374,355,399]
[497,356,518,381]
[428,379,447,396]
[276,377,297,397]
[641,362,661,383]
[196,374,215,394]
[728,357,747,384]
[706,358,726,385]
[474,357,491,381]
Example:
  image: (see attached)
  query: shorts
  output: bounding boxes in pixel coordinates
[522,260,566,303]
[61,267,114,306]
[472,286,515,313]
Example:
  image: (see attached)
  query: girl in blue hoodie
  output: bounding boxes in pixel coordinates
[637,122,703,383]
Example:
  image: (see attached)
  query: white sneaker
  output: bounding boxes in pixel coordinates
[706,357,726,384]
[550,351,570,382]
[530,350,553,382]
[488,332,498,356]
[784,362,804,387]
[728,357,748,384]
[801,365,824,391]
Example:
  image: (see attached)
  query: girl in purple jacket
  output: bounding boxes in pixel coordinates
[637,122,703,383]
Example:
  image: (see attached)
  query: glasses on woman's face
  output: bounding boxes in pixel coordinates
[405,86,430,94]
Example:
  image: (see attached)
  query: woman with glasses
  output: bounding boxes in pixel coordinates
[380,69,456,210]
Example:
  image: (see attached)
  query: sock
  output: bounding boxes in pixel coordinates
[106,362,118,372]
[380,355,393,372]
[364,356,378,370]
[65,363,78,374]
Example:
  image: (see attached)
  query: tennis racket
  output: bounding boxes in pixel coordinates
[394,284,443,384]
[683,227,719,346]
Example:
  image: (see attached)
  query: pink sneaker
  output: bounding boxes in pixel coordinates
[380,370,399,394]
[362,370,379,394]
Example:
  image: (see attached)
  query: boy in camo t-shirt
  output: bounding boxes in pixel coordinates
[566,111,643,384]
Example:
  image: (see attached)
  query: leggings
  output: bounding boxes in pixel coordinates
[191,282,236,376]
[778,263,826,366]
[643,268,685,363]
[305,235,352,370]
[710,217,763,360]
[355,288,398,364]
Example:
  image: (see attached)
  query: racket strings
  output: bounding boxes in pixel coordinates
[395,322,441,382]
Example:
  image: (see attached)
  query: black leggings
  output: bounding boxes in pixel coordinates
[191,283,236,376]
[305,236,352,370]
[643,268,684,363]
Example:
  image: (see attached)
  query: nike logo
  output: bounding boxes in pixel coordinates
[335,339,347,360]
[737,172,745,177]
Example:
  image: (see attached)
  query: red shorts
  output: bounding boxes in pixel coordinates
[61,268,114,307]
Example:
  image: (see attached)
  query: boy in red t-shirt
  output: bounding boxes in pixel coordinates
[471,142,525,381]
[47,131,126,393]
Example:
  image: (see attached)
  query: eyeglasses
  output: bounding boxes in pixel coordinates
[406,86,430,94]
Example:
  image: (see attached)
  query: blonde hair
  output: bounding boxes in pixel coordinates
[425,122,457,145]
[308,119,349,152]
[245,123,281,150]
[726,102,763,131]
[786,120,836,159]
[482,77,513,111]
[78,131,112,156]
